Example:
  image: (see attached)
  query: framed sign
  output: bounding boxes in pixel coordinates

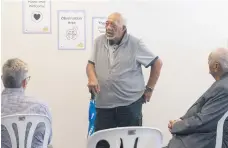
[22,0,51,33]
[58,10,86,50]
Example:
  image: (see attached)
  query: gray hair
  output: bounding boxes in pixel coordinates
[121,16,127,27]
[2,58,28,88]
[108,12,127,27]
[211,48,228,73]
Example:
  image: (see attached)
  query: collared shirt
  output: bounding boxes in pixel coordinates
[89,33,158,108]
[1,88,52,148]
[108,44,118,66]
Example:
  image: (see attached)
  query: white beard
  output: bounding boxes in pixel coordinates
[106,34,115,40]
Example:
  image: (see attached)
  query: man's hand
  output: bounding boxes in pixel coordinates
[87,78,100,94]
[143,90,153,103]
[168,119,182,132]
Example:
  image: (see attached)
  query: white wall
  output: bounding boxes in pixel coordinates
[2,0,228,147]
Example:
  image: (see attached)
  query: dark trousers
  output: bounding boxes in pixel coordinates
[94,97,144,132]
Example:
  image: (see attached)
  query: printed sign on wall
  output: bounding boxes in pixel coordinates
[58,10,86,50]
[92,17,107,45]
[23,0,51,33]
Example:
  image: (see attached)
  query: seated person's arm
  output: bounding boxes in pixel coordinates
[171,88,228,135]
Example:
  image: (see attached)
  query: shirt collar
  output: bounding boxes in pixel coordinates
[2,88,25,96]
[221,72,228,79]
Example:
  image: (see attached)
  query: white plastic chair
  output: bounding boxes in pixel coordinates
[1,114,51,148]
[215,110,228,148]
[87,126,163,148]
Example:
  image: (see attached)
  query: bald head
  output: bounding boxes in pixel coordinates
[208,48,228,80]
[107,12,126,27]
[105,12,126,42]
[209,48,228,70]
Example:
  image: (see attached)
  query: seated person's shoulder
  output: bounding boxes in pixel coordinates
[210,80,228,96]
[24,96,52,120]
[217,86,228,96]
[217,75,228,89]
[202,83,228,104]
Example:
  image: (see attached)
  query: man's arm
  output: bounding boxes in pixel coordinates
[136,39,163,88]
[146,58,163,89]
[171,89,228,135]
[136,39,163,101]
[86,62,100,93]
[86,40,100,94]
[86,62,97,82]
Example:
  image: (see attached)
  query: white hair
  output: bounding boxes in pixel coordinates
[108,12,127,27]
[122,16,127,27]
[211,48,228,73]
[219,52,228,73]
[118,13,127,28]
[2,58,28,88]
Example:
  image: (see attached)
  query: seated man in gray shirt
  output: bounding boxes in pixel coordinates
[164,48,228,148]
[1,58,52,148]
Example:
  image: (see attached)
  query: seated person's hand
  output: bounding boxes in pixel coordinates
[168,119,182,132]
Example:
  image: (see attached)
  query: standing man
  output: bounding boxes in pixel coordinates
[86,12,163,132]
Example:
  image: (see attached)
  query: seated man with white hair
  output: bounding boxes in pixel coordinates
[1,58,52,148]
[164,48,228,148]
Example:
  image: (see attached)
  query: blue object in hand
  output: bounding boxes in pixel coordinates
[88,93,96,137]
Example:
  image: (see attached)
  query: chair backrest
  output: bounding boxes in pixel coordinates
[87,126,163,148]
[215,110,228,148]
[1,114,51,148]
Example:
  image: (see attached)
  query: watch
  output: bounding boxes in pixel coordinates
[145,86,154,92]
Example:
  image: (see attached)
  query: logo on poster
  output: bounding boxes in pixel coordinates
[66,26,79,40]
[43,26,48,32]
[77,43,84,48]
[31,11,43,23]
